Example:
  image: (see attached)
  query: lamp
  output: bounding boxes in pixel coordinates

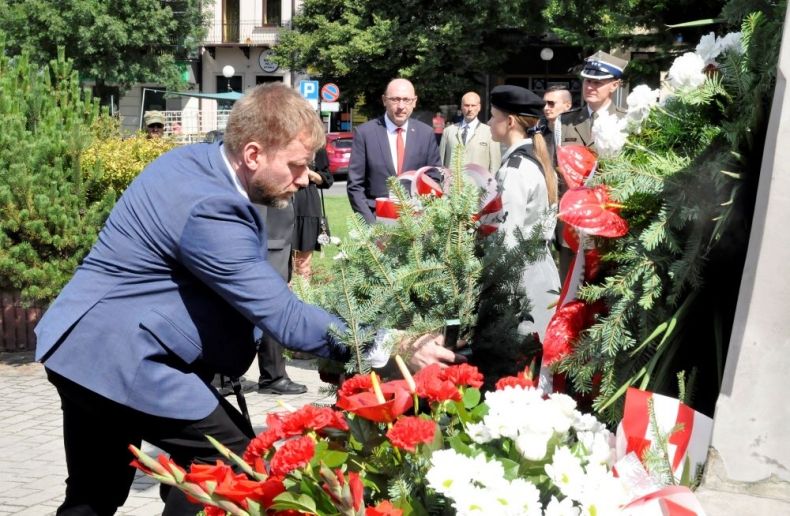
[540,48,554,87]
[222,65,235,92]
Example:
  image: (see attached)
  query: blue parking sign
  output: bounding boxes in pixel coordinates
[299,80,319,101]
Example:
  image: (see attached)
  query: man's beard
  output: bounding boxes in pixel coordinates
[249,177,292,208]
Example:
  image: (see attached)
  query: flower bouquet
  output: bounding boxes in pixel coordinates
[129,360,703,515]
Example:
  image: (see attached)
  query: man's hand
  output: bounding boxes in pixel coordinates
[307,170,323,185]
[401,333,458,370]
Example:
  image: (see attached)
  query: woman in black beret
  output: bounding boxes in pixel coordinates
[486,85,560,346]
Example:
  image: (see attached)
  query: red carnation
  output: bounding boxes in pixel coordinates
[386,416,437,452]
[440,363,483,389]
[243,427,282,465]
[280,404,349,436]
[338,374,373,397]
[414,364,462,402]
[366,500,404,516]
[269,435,316,478]
[203,505,227,516]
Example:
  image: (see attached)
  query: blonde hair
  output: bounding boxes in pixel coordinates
[223,83,325,158]
[512,114,558,205]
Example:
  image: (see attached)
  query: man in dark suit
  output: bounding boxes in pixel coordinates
[35,83,455,515]
[256,201,308,394]
[347,78,441,223]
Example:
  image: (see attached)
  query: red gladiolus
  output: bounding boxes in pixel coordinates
[386,416,437,452]
[440,363,483,389]
[559,185,628,238]
[336,378,413,423]
[556,145,598,189]
[184,460,235,486]
[269,435,316,478]
[213,472,268,505]
[244,477,286,508]
[203,505,226,516]
[414,364,462,402]
[366,500,404,516]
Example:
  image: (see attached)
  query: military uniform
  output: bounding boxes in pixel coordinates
[557,102,627,149]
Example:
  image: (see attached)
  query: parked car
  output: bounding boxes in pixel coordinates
[325,132,353,176]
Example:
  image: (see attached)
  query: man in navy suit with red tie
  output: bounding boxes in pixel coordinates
[36,83,456,515]
[347,78,441,224]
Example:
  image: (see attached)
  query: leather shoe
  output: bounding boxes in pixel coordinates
[258,377,307,395]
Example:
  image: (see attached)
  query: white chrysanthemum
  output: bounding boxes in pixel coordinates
[577,430,615,466]
[466,422,494,444]
[451,486,501,515]
[545,446,587,501]
[572,412,607,433]
[544,495,581,516]
[667,52,706,91]
[625,84,660,133]
[426,449,475,496]
[500,478,543,516]
[329,236,341,245]
[575,463,630,515]
[718,31,744,56]
[332,251,347,261]
[591,111,628,158]
[546,393,577,433]
[515,430,552,461]
[695,31,719,64]
[482,386,544,438]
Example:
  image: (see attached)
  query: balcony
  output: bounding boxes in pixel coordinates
[204,20,283,46]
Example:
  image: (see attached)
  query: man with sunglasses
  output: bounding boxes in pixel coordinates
[347,78,441,223]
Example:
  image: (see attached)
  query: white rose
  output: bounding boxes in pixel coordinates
[695,31,719,64]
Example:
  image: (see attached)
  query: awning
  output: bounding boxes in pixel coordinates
[170,91,244,101]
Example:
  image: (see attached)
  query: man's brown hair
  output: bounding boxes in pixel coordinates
[223,83,324,157]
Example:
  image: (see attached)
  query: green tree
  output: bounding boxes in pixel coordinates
[274,0,548,114]
[0,43,116,304]
[0,0,206,98]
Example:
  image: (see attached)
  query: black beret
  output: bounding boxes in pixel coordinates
[490,85,545,118]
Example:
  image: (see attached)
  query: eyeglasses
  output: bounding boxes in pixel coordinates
[385,96,417,105]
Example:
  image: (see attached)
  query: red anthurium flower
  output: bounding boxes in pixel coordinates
[269,435,316,478]
[386,416,437,452]
[556,145,598,189]
[440,363,483,389]
[542,300,588,366]
[414,364,462,402]
[495,370,539,391]
[336,378,413,423]
[559,185,628,238]
[366,500,404,516]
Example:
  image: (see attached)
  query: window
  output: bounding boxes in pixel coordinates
[263,0,281,26]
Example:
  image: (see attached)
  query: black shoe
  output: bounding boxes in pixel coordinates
[258,377,308,395]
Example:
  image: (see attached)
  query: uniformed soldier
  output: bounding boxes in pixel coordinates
[558,51,629,149]
[487,85,560,343]
[556,51,629,279]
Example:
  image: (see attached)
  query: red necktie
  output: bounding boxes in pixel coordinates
[396,127,405,175]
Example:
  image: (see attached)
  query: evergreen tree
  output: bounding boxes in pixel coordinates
[0,43,116,304]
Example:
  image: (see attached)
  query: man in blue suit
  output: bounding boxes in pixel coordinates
[36,83,455,515]
[346,78,441,223]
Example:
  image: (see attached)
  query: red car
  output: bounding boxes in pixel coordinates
[325,132,353,176]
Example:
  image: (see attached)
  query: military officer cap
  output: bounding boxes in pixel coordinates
[580,51,629,80]
[490,85,544,117]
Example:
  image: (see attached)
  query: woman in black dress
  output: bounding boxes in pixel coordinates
[292,147,334,279]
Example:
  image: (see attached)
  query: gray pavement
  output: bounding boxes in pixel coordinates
[0,352,336,515]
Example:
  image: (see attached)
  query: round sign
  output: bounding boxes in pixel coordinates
[258,49,279,73]
[321,83,340,102]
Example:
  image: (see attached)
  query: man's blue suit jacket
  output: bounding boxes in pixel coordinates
[346,116,441,223]
[35,142,348,419]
